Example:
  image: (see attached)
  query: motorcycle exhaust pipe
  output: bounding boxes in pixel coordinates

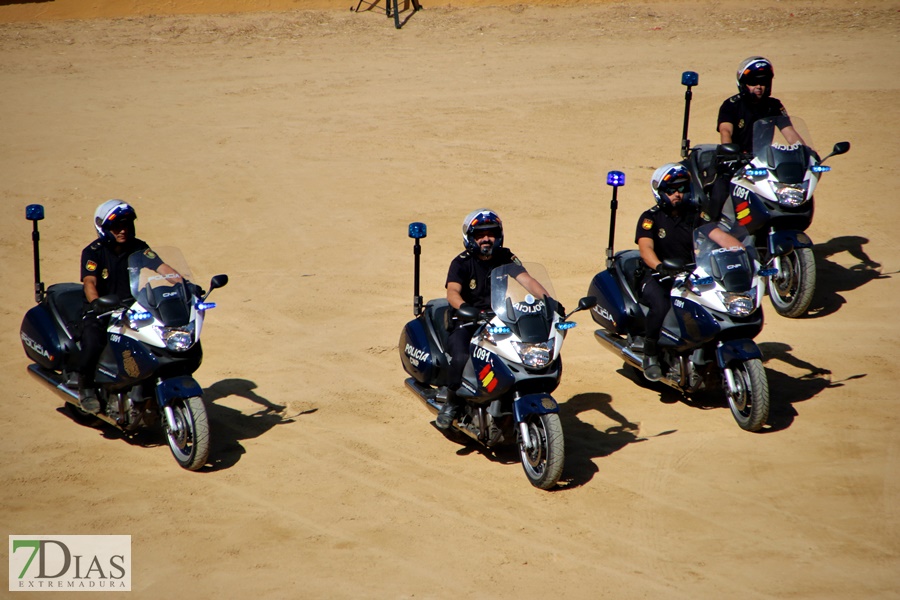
[593,330,684,391]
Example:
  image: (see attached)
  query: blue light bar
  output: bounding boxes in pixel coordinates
[555,322,577,331]
[408,222,427,239]
[811,165,831,173]
[26,204,45,221]
[196,302,217,311]
[130,310,153,321]
[746,168,768,177]
[759,268,778,277]
[694,276,714,286]
[681,71,699,86]
[607,171,626,187]
[487,325,511,335]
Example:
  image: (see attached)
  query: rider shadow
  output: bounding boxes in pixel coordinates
[806,235,893,318]
[201,378,316,471]
[556,392,674,490]
[757,342,866,432]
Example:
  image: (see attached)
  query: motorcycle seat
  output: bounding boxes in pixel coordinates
[46,283,85,341]
[614,250,643,302]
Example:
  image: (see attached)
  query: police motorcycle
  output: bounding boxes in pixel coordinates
[677,70,850,318]
[586,172,771,431]
[399,222,596,489]
[19,205,228,471]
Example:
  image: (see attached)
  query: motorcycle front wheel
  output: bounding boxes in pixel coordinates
[164,396,211,471]
[518,413,564,490]
[725,359,770,432]
[769,247,816,318]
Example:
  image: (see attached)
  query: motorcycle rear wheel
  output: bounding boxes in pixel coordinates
[726,359,770,432]
[518,413,564,490]
[164,396,211,471]
[769,247,816,318]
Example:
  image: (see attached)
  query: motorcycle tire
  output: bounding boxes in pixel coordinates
[518,412,564,490]
[725,358,770,432]
[164,396,211,471]
[769,247,816,318]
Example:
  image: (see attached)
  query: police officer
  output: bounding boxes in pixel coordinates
[717,56,789,153]
[635,164,701,382]
[78,201,153,413]
[438,209,551,429]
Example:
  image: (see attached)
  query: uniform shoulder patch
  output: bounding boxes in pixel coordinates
[641,218,653,230]
[85,260,97,272]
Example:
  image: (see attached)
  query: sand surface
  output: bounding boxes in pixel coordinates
[2,0,898,597]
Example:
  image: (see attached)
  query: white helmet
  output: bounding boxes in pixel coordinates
[94,200,137,241]
[650,163,692,209]
[736,56,774,97]
[461,208,503,256]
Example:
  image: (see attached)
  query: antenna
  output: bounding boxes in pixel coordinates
[605,171,625,270]
[680,71,699,159]
[408,222,426,316]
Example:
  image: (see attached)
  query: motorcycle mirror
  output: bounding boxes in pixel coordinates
[26,204,45,221]
[577,296,598,311]
[408,222,427,239]
[95,295,121,311]
[681,71,699,87]
[209,274,229,290]
[820,141,850,163]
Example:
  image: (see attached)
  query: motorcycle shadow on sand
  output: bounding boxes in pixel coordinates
[806,235,893,318]
[614,342,865,433]
[59,378,312,471]
[556,392,674,490]
[201,378,315,471]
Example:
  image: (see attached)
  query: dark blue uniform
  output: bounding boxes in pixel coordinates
[717,94,788,154]
[635,205,701,344]
[444,247,521,391]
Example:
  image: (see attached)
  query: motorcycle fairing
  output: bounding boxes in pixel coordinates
[21,305,65,370]
[659,297,720,351]
[461,348,515,402]
[96,331,159,388]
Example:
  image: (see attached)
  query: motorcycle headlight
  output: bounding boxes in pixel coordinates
[771,180,810,207]
[717,290,757,317]
[155,322,196,351]
[510,340,554,369]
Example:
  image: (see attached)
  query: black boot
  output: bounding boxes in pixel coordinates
[436,388,461,430]
[77,375,101,414]
[642,339,663,382]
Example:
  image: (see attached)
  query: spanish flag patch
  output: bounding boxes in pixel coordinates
[641,218,653,230]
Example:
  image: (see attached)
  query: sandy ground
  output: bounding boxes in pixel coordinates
[1,0,899,597]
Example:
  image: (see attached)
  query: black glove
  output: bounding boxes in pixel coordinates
[189,283,206,298]
[655,264,678,277]
[89,298,103,313]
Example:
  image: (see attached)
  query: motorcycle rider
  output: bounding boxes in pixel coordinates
[636,164,740,382]
[709,56,803,221]
[437,209,553,429]
[78,201,165,413]
[717,56,790,153]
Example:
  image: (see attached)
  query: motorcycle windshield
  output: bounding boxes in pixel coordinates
[490,262,558,343]
[693,224,757,293]
[751,115,816,184]
[128,247,194,326]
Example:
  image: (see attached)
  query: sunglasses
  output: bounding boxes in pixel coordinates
[473,228,501,239]
[664,184,690,195]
